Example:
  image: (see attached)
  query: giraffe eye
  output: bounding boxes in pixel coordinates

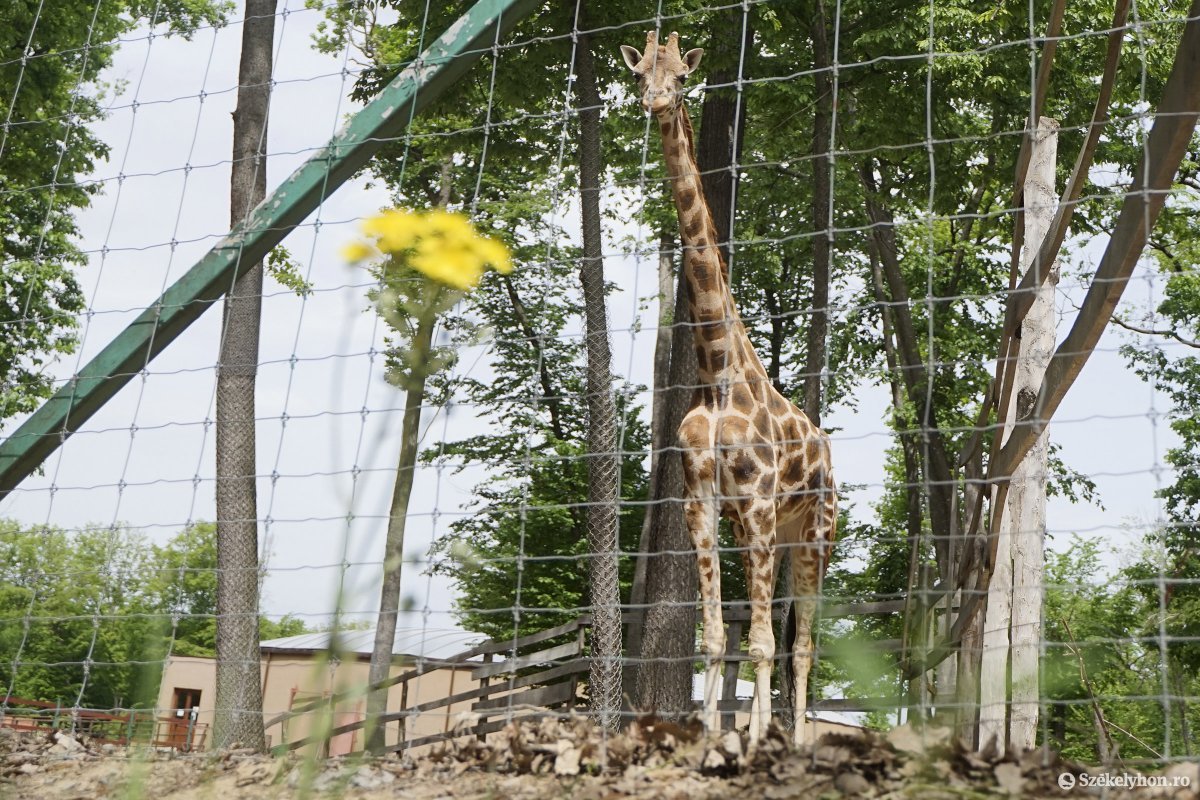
[677,73,688,85]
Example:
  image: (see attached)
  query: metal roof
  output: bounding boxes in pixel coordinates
[260,627,483,661]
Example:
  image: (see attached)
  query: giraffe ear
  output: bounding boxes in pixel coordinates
[682,48,704,73]
[620,45,643,72]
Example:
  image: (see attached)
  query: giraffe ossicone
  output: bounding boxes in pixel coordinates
[620,30,838,748]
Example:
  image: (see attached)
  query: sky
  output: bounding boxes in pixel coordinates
[0,1,1186,642]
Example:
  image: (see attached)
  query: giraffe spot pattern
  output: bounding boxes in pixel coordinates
[638,69,837,739]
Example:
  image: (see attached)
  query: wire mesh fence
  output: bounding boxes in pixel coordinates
[0,0,1197,780]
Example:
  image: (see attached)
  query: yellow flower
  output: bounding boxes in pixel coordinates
[423,209,477,243]
[340,241,374,262]
[409,242,484,290]
[345,207,515,290]
[363,209,423,252]
[471,236,512,274]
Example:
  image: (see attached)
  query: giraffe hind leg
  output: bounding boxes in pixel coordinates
[740,498,777,747]
[789,495,835,747]
[789,554,818,747]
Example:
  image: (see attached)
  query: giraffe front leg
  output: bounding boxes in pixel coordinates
[684,496,724,735]
[741,500,777,747]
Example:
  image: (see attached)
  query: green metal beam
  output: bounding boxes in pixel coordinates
[0,0,540,498]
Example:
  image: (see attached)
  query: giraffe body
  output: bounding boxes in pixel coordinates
[621,31,837,747]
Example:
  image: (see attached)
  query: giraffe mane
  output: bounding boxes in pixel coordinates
[675,101,730,283]
[677,100,697,161]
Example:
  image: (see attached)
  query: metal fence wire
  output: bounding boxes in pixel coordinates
[0,0,1198,773]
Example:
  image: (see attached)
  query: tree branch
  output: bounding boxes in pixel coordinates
[1109,314,1200,349]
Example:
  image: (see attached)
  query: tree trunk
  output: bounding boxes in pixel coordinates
[696,6,752,270]
[859,164,959,585]
[632,270,699,716]
[803,0,833,427]
[365,313,434,753]
[980,117,1058,752]
[627,230,676,639]
[213,0,274,752]
[575,25,622,731]
[870,244,928,715]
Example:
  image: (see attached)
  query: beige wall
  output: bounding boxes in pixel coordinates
[158,652,479,753]
[155,655,221,749]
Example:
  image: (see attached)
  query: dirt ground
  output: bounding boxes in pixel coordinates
[3,717,1197,799]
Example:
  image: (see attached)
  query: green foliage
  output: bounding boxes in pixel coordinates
[1117,175,1200,758]
[1034,536,1200,764]
[0,519,306,709]
[0,0,230,425]
[266,246,314,297]
[429,428,648,641]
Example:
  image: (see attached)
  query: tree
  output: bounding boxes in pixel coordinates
[151,522,307,658]
[343,208,512,753]
[0,519,306,712]
[573,10,624,730]
[213,0,276,752]
[0,1,229,426]
[0,522,154,709]
[1119,182,1200,756]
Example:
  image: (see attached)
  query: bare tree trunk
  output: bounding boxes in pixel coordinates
[696,7,752,271]
[632,272,698,716]
[575,25,622,731]
[213,0,274,752]
[364,314,433,753]
[859,165,959,586]
[626,230,676,641]
[803,0,832,427]
[870,244,929,717]
[956,614,982,747]
[981,117,1058,752]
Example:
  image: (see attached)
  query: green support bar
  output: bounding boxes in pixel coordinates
[0,0,540,498]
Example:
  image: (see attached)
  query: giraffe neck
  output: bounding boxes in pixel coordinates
[659,102,766,386]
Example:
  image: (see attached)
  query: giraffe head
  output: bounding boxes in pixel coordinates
[620,31,703,118]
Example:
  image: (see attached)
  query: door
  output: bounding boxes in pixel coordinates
[166,687,202,751]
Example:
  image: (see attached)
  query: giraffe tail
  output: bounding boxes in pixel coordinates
[780,584,797,728]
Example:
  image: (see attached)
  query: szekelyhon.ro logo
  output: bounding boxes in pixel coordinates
[1058,773,1077,790]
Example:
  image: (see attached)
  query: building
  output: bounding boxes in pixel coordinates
[156,627,483,754]
[157,624,863,755]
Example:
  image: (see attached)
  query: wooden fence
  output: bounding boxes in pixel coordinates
[268,596,915,755]
[0,696,209,751]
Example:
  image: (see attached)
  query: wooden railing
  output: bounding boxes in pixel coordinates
[266,615,590,754]
[266,595,919,755]
[0,696,209,751]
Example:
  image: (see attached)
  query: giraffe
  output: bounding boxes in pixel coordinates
[620,31,837,747]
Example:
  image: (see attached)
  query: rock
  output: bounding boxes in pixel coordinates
[5,751,38,765]
[885,725,924,756]
[994,762,1024,795]
[554,744,581,776]
[721,730,743,760]
[834,771,870,795]
[1164,761,1199,786]
[350,766,388,789]
[233,759,274,787]
[48,732,85,756]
